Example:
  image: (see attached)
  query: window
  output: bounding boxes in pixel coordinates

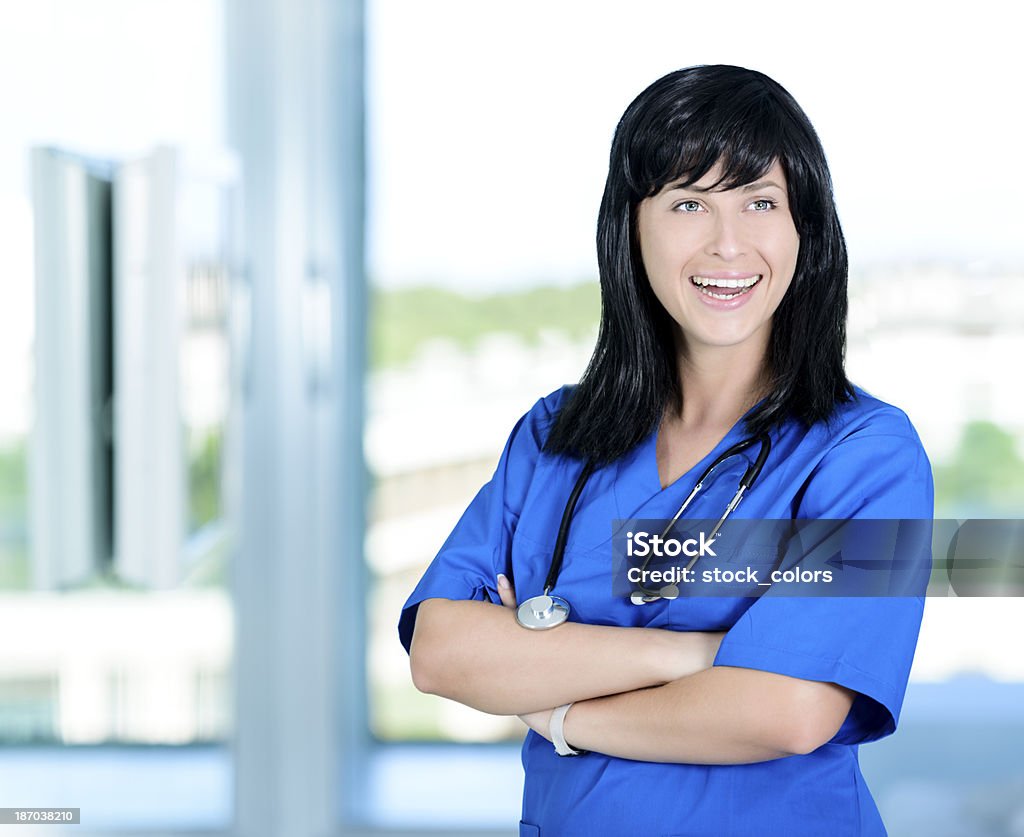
[365,2,1024,832]
[0,2,233,829]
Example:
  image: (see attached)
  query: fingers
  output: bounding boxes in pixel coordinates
[497,573,517,608]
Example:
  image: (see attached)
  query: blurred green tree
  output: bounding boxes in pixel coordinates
[934,421,1024,516]
[369,281,600,369]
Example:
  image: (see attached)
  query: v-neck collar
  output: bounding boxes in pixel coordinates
[613,398,766,520]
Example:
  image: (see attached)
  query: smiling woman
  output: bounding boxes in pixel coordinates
[400,65,933,836]
[638,160,799,354]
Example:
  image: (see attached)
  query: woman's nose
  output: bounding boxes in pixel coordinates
[703,214,747,260]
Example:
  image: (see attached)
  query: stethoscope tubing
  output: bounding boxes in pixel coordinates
[515,432,772,627]
[543,460,597,595]
[649,433,771,571]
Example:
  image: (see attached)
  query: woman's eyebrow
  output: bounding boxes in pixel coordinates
[739,179,784,192]
[664,179,784,194]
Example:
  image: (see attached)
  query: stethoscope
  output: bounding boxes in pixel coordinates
[515,433,772,630]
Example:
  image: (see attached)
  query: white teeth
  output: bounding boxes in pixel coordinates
[690,274,762,301]
[690,275,762,288]
[700,287,749,300]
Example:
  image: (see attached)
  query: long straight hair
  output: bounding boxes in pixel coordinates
[544,65,855,464]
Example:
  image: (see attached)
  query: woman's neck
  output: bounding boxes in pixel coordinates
[671,339,769,431]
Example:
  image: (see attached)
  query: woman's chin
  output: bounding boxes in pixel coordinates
[678,323,768,353]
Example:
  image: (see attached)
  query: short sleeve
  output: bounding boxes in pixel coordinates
[713,408,935,744]
[396,388,568,654]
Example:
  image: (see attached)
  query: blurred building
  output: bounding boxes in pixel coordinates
[848,263,1024,458]
[0,591,231,744]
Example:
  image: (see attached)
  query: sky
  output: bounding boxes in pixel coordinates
[367,0,1024,290]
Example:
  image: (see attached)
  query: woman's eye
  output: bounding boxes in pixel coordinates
[675,200,702,213]
[750,198,777,211]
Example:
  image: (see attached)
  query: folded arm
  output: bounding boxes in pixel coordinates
[491,581,857,764]
[409,592,723,715]
[545,665,856,763]
[409,580,855,762]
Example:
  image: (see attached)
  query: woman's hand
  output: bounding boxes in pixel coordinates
[496,573,517,609]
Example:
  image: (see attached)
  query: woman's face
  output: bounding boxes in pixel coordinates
[636,159,800,356]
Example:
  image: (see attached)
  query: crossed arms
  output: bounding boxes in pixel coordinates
[408,582,855,764]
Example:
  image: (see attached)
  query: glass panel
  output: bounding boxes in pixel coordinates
[362,5,1023,834]
[365,3,1024,751]
[0,0,232,798]
[365,0,601,740]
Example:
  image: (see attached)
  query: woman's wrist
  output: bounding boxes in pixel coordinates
[559,701,584,753]
[550,703,587,756]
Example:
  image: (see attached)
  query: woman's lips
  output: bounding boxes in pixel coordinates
[689,274,762,308]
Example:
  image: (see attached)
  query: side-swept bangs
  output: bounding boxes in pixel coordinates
[622,69,829,240]
[626,87,785,199]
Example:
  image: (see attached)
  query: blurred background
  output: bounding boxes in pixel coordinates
[1,0,1022,835]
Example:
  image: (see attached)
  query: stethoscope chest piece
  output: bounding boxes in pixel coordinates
[516,594,570,630]
[629,584,679,606]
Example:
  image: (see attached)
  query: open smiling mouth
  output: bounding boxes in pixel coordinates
[690,275,762,300]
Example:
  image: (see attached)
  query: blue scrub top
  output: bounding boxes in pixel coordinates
[398,384,934,837]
